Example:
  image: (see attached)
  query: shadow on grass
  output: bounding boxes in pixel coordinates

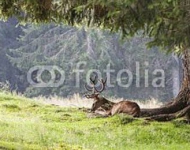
[172,119,190,127]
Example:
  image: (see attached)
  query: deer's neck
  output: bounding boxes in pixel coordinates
[95,96,114,104]
[94,96,101,102]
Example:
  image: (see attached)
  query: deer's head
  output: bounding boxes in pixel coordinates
[85,76,108,111]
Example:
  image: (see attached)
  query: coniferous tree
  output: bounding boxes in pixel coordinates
[9,24,174,100]
[0,18,23,91]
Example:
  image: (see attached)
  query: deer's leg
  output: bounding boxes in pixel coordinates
[95,109,111,117]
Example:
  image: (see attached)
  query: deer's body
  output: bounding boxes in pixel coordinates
[107,101,140,117]
[91,96,114,112]
[91,96,140,117]
[85,76,140,117]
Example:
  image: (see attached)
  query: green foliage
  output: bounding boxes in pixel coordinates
[0,0,189,53]
[0,92,190,150]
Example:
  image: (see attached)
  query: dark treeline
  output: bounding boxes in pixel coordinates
[0,19,182,101]
[0,18,25,91]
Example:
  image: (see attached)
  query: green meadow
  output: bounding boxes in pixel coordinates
[0,92,189,150]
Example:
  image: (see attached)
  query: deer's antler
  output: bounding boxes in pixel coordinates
[85,75,107,95]
[95,78,107,93]
[85,75,98,94]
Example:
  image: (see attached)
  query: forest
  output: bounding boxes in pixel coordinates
[0,0,190,149]
[0,18,181,101]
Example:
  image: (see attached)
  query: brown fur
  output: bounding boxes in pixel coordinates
[91,96,140,117]
[91,95,114,111]
[108,101,140,117]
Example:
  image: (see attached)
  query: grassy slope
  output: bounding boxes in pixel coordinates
[0,92,190,150]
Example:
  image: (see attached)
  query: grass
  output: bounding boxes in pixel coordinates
[0,92,190,150]
[36,93,163,109]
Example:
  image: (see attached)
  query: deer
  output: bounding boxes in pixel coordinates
[85,76,140,117]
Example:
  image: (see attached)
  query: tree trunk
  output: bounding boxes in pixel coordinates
[141,48,190,121]
[172,54,180,97]
[145,105,190,122]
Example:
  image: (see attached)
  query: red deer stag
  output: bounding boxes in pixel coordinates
[85,76,140,117]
